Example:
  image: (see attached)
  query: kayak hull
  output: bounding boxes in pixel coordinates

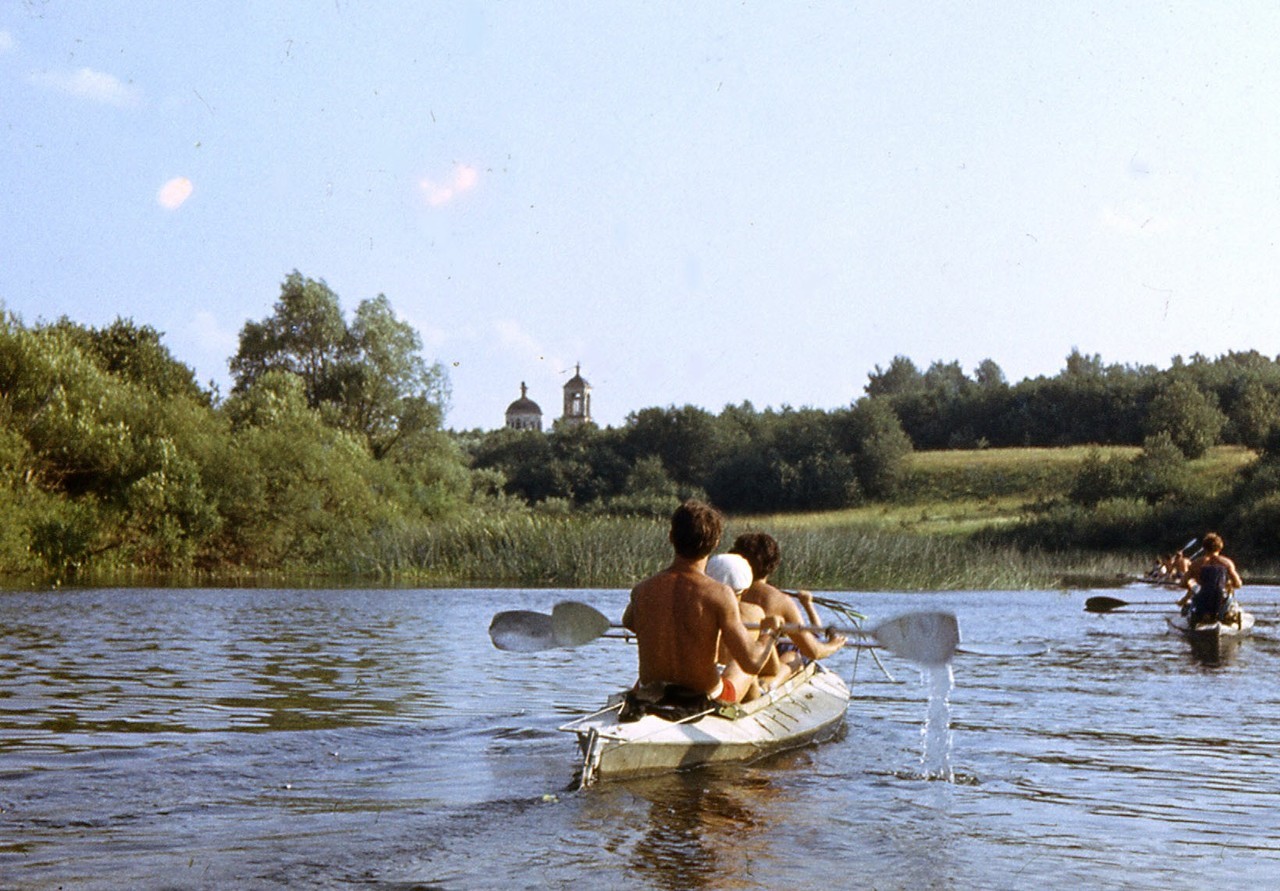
[560,660,850,786]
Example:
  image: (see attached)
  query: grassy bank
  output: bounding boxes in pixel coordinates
[25,445,1270,591]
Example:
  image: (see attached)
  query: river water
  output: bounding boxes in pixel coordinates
[2,584,1278,889]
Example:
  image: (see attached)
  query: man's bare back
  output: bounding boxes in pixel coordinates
[626,564,731,693]
[624,559,779,697]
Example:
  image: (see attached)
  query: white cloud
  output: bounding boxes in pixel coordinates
[31,67,141,107]
[419,163,480,207]
[157,176,194,210]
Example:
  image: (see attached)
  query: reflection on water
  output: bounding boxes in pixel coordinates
[4,585,1280,889]
[625,771,772,890]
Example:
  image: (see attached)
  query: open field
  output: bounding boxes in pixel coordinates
[750,445,1256,536]
[733,445,1275,588]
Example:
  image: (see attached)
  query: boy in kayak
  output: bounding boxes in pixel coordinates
[622,500,782,707]
[730,532,847,686]
[1178,532,1244,626]
[706,552,773,703]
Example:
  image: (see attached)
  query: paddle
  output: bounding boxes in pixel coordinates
[491,600,962,666]
[1085,595,1180,613]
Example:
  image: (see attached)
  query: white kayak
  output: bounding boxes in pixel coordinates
[1165,610,1256,647]
[560,660,850,787]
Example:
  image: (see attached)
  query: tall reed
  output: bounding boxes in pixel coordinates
[362,512,1135,590]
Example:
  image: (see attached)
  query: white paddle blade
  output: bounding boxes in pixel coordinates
[871,611,960,666]
[551,601,613,648]
[489,610,556,652]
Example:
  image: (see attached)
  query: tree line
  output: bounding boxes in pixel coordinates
[5,270,1280,581]
[0,272,476,581]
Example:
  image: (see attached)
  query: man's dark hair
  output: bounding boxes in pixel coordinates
[669,499,723,559]
[730,532,781,581]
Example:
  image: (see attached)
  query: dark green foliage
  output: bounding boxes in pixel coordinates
[1069,448,1132,507]
[1224,378,1279,450]
[621,405,737,487]
[1143,376,1226,459]
[838,398,913,499]
[1130,433,1191,503]
[865,355,925,397]
[49,316,209,403]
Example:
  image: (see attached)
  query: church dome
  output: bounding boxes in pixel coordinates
[505,382,543,431]
[507,393,541,413]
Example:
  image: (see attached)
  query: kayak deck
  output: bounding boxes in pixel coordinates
[560,660,850,786]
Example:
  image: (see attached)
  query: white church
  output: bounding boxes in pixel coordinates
[504,364,592,432]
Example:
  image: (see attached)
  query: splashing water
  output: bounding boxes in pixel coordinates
[919,662,955,781]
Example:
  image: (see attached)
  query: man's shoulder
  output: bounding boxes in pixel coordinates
[753,583,796,610]
[634,567,724,597]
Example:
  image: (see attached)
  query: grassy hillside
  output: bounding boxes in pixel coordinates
[749,445,1254,535]
[732,445,1274,588]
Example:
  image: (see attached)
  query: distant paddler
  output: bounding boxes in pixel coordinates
[1176,532,1244,627]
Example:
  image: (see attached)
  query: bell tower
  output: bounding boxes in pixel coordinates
[561,363,592,428]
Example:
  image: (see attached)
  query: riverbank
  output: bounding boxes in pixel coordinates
[7,445,1271,591]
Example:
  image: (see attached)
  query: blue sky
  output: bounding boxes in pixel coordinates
[3,2,1279,430]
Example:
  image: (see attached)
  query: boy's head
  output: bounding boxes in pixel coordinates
[730,532,782,581]
[669,499,724,559]
[706,553,753,593]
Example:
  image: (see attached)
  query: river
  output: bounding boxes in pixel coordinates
[1,584,1278,889]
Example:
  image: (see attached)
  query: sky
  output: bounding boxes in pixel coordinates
[3,2,1280,431]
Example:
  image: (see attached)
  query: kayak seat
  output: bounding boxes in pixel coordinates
[618,684,716,723]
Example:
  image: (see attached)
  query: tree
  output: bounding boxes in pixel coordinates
[974,358,1007,389]
[335,294,450,458]
[837,398,913,499]
[1143,376,1227,459]
[230,271,450,458]
[1226,378,1279,450]
[922,360,971,399]
[621,405,732,488]
[50,316,209,403]
[1129,432,1191,503]
[1069,448,1131,507]
[864,355,925,398]
[1064,348,1105,378]
[230,272,347,405]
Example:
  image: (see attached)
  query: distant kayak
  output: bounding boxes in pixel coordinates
[1165,610,1255,648]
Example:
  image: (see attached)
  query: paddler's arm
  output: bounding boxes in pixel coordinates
[717,597,782,675]
[794,589,823,626]
[780,593,846,659]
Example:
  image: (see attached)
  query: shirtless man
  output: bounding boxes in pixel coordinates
[622,500,781,705]
[730,532,846,684]
[1177,532,1244,626]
